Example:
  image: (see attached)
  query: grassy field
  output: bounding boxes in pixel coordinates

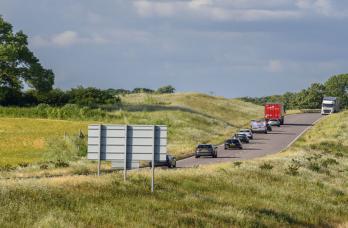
[0,118,87,166]
[0,111,347,227]
[0,93,263,166]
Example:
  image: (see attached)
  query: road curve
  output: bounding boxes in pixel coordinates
[177,113,322,168]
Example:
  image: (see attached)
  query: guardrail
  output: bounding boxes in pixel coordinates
[300,109,321,113]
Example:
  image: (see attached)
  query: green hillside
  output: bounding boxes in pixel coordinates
[0,93,263,166]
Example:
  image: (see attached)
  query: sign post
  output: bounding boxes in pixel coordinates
[87,124,167,192]
[151,125,155,193]
[97,124,101,176]
[124,125,128,181]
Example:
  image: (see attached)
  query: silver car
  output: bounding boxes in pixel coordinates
[239,129,253,139]
[268,119,281,127]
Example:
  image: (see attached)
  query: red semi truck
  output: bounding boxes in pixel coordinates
[265,103,285,125]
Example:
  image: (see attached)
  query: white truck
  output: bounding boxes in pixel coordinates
[321,97,340,115]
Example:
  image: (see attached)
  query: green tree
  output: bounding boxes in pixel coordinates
[295,83,325,109]
[66,86,121,107]
[324,74,348,108]
[132,88,154,93]
[0,16,54,105]
[157,85,176,94]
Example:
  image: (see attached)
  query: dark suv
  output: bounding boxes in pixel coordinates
[234,134,250,143]
[195,144,218,158]
[149,155,177,168]
[224,138,243,150]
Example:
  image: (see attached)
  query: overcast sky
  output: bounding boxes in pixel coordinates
[1,0,348,97]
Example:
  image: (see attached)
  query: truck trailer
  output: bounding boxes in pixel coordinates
[265,103,285,125]
[321,97,340,115]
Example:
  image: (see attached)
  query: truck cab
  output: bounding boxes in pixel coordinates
[265,103,285,125]
[321,97,340,115]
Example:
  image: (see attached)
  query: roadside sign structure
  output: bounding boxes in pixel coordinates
[87,124,167,192]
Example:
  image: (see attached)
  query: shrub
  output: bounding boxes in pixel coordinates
[335,152,344,158]
[40,164,49,170]
[157,85,176,94]
[18,162,29,168]
[286,159,301,176]
[44,134,86,163]
[321,158,339,168]
[308,162,321,172]
[73,165,90,175]
[233,161,242,167]
[310,141,347,155]
[0,164,15,172]
[259,162,274,170]
[54,160,69,168]
[0,105,115,121]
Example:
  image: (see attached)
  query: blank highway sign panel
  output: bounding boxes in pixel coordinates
[87,125,167,162]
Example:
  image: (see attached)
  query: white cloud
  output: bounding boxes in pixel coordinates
[133,1,176,17]
[266,60,283,72]
[30,29,152,48]
[51,31,80,46]
[132,0,348,21]
[132,0,302,21]
[296,0,348,17]
[30,30,107,47]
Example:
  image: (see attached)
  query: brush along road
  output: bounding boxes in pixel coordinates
[177,113,322,168]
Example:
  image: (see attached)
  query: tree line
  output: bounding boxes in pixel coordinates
[241,74,348,110]
[0,15,175,107]
[0,85,176,107]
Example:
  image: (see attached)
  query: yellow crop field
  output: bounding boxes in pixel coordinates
[0,118,88,166]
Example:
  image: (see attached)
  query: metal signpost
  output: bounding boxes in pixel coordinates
[87,124,167,192]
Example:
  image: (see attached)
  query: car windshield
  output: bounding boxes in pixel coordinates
[231,139,239,143]
[322,103,334,108]
[240,130,249,132]
[198,145,212,149]
[236,134,245,137]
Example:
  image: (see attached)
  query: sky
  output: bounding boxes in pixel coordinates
[1,0,348,97]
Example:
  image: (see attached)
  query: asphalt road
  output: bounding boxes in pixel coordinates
[177,113,322,168]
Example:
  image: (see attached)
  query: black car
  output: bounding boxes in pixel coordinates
[224,138,243,150]
[234,134,250,143]
[149,155,177,168]
[195,144,218,158]
[266,123,272,131]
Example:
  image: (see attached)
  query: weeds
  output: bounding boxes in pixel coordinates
[72,165,90,175]
[40,164,49,170]
[233,161,242,167]
[0,164,15,172]
[18,162,29,168]
[54,160,69,168]
[308,162,321,172]
[259,162,274,170]
[321,158,339,168]
[286,159,301,176]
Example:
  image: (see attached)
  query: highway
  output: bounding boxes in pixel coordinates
[177,113,322,168]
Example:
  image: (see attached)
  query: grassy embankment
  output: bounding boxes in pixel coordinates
[0,93,262,166]
[0,111,347,227]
